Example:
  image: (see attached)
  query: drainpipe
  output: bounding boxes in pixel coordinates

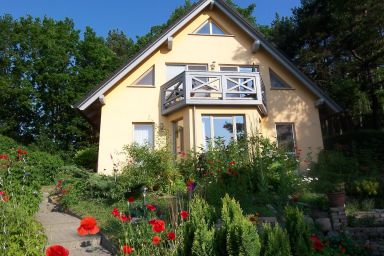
[193,106,197,152]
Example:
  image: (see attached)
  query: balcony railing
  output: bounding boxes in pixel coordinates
[161,71,267,115]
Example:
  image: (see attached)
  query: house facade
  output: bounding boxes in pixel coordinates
[75,0,341,175]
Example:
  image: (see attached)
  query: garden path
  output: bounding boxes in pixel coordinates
[36,190,112,256]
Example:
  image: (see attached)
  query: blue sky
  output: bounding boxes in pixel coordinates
[0,0,300,38]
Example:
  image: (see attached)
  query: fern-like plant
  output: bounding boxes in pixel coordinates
[284,206,311,256]
[261,223,291,256]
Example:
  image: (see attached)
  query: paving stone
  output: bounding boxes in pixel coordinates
[36,192,111,255]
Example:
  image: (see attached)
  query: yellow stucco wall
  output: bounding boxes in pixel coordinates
[97,8,323,174]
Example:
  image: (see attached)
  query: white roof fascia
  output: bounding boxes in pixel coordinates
[78,0,212,111]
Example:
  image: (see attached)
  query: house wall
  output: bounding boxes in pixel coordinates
[97,8,323,174]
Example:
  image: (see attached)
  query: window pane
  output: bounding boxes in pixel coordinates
[270,69,291,88]
[276,124,295,152]
[134,124,154,147]
[166,65,186,80]
[202,116,211,149]
[173,120,184,154]
[135,67,154,85]
[195,21,210,34]
[220,66,238,72]
[188,65,208,71]
[235,116,245,140]
[211,22,225,35]
[213,116,233,145]
[239,67,253,73]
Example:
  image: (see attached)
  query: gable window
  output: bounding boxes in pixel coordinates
[276,123,296,153]
[194,20,226,35]
[202,115,245,149]
[133,66,155,86]
[166,64,208,81]
[133,123,154,147]
[269,69,291,89]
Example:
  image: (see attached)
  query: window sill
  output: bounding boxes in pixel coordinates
[270,87,295,90]
[128,85,156,88]
[188,33,235,37]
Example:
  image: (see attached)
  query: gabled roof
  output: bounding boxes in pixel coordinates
[75,0,342,114]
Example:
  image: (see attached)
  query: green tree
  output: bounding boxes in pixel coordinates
[269,0,384,128]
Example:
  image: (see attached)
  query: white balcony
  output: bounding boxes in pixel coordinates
[161,71,267,115]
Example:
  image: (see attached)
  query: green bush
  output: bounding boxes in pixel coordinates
[183,197,216,256]
[26,150,64,185]
[74,145,98,171]
[122,144,181,193]
[284,206,311,256]
[217,194,261,256]
[261,224,291,256]
[310,150,358,193]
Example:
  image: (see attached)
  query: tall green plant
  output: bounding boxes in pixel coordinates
[183,197,216,256]
[284,206,311,256]
[217,194,261,256]
[261,224,291,256]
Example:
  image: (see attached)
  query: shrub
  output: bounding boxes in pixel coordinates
[284,206,311,256]
[74,145,98,171]
[260,223,291,256]
[26,150,64,185]
[122,144,180,193]
[310,150,358,193]
[183,197,216,256]
[217,194,261,256]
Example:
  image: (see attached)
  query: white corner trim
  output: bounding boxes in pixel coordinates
[252,40,261,53]
[167,37,173,50]
[98,95,106,105]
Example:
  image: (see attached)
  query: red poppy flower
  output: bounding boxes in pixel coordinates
[146,204,156,211]
[152,235,161,245]
[128,196,135,203]
[122,244,134,254]
[310,234,324,252]
[167,231,176,240]
[180,210,189,220]
[0,191,9,202]
[112,208,120,217]
[46,245,69,256]
[150,219,165,233]
[77,216,100,236]
[229,161,236,166]
[119,214,132,222]
[0,154,8,160]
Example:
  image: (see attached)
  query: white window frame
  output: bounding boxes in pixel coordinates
[202,115,246,148]
[219,65,259,72]
[132,123,154,147]
[193,20,227,35]
[166,64,208,81]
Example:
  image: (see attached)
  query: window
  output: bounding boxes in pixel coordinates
[202,115,245,148]
[133,123,154,147]
[219,66,259,72]
[133,66,155,86]
[166,64,208,81]
[194,20,226,35]
[173,119,184,154]
[276,123,296,153]
[269,69,291,89]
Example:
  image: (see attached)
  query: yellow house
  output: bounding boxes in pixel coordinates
[75,0,341,175]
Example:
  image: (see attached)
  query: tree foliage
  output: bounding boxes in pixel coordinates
[268,0,384,128]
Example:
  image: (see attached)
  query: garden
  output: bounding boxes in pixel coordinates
[1,130,383,255]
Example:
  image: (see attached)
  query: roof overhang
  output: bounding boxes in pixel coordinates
[75,0,342,122]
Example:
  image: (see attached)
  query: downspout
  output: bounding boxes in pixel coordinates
[193,106,197,152]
